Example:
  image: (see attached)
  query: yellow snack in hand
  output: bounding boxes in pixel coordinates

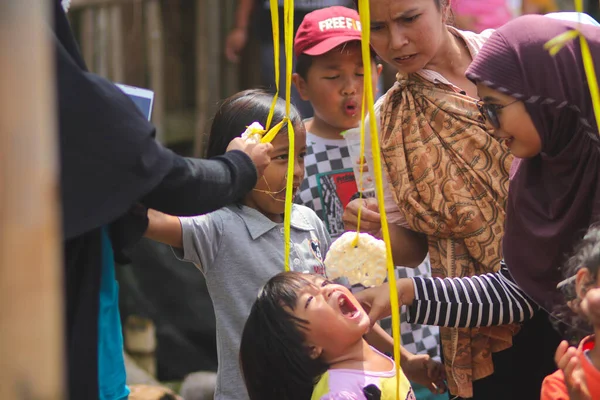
[324,231,387,287]
[241,122,265,144]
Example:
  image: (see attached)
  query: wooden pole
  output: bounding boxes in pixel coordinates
[0,1,64,399]
[222,0,239,98]
[109,4,125,83]
[145,0,165,143]
[96,6,110,77]
[194,0,221,158]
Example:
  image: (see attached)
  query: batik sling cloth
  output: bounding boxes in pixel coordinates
[380,73,518,398]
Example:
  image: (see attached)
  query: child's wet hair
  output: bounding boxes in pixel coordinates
[554,224,600,341]
[205,89,302,158]
[240,272,328,400]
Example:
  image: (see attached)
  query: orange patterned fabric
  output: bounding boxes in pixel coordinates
[380,73,518,398]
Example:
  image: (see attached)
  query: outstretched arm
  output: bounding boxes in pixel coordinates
[407,262,537,327]
[357,262,537,328]
[144,209,183,248]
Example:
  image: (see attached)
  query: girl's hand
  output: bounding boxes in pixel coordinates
[342,197,381,235]
[554,341,591,400]
[403,353,447,395]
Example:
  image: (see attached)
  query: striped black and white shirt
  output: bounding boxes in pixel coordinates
[406,262,538,328]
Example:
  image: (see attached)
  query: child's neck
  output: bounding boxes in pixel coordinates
[305,117,348,141]
[326,338,392,373]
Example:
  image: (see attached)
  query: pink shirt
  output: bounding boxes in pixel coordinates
[452,0,513,33]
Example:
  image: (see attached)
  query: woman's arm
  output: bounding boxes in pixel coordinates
[140,151,257,216]
[407,262,537,327]
[356,262,537,328]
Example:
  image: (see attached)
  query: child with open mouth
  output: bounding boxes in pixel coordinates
[240,272,447,400]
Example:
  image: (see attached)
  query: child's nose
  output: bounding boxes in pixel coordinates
[293,158,304,178]
[341,77,359,96]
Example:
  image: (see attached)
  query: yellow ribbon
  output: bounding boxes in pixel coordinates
[266,0,295,272]
[544,1,600,132]
[357,1,402,397]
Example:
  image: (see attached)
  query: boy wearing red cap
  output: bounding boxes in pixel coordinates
[293,6,381,239]
[293,7,450,400]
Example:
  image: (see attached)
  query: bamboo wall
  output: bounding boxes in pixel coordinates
[69,0,260,157]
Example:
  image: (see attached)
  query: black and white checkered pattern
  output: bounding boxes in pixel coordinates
[296,133,356,237]
[297,132,441,361]
[379,257,442,362]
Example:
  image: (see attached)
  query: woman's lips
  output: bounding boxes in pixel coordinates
[394,54,417,64]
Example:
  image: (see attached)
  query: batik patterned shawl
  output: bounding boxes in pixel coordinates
[380,73,517,398]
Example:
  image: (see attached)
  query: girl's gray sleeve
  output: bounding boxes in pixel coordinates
[173,212,224,272]
[406,262,538,327]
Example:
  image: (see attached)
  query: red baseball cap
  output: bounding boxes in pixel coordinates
[294,6,363,58]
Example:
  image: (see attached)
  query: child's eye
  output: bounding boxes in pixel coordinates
[370,24,383,32]
[403,14,421,23]
[321,280,332,287]
[274,154,289,161]
[299,151,307,159]
[355,73,364,77]
[323,75,340,80]
[305,296,314,309]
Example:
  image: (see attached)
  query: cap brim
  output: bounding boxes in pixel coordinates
[302,36,362,56]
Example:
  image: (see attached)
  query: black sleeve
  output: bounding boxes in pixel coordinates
[406,262,538,327]
[140,150,257,216]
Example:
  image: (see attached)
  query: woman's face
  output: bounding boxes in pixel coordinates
[367,0,448,74]
[476,84,542,158]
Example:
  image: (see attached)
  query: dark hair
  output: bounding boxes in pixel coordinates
[296,46,380,81]
[553,225,600,342]
[206,89,302,158]
[240,272,329,400]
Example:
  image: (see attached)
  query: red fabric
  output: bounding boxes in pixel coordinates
[294,6,362,57]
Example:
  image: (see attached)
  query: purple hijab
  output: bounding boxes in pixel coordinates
[466,15,600,311]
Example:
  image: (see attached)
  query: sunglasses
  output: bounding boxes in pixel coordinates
[476,99,519,129]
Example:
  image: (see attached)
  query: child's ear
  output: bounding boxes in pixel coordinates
[293,73,311,101]
[308,345,323,360]
[575,268,592,299]
[376,64,383,78]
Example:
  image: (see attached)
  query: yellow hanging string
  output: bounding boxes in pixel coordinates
[357,0,402,398]
[351,91,368,241]
[543,0,600,131]
[263,0,294,272]
[265,0,281,131]
[282,0,295,272]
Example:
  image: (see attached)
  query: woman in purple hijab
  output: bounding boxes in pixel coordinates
[356,14,600,399]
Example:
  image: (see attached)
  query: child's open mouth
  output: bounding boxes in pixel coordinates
[343,101,358,117]
[338,293,361,319]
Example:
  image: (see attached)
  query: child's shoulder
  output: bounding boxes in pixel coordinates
[292,203,325,228]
